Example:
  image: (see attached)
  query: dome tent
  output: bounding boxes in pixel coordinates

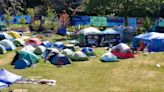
[53,42,64,51]
[8,31,22,39]
[0,32,13,41]
[0,39,16,51]
[41,41,53,48]
[11,50,40,65]
[34,45,46,55]
[42,48,59,60]
[49,54,71,65]
[0,82,8,89]
[14,59,31,69]
[13,38,25,47]
[0,45,6,54]
[71,51,88,61]
[111,43,134,59]
[81,47,95,56]
[25,38,42,47]
[64,44,76,51]
[101,52,118,62]
[61,49,74,58]
[21,45,35,52]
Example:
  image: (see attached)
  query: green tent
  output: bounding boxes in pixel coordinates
[34,46,46,55]
[71,51,88,61]
[61,49,74,58]
[12,50,40,65]
[13,38,25,47]
[64,44,76,51]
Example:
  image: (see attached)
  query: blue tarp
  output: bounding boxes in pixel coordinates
[128,18,137,27]
[0,69,22,85]
[0,82,8,89]
[133,32,164,52]
[58,27,67,35]
[107,17,125,27]
[72,16,90,26]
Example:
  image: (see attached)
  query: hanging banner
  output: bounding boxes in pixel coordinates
[128,18,137,27]
[90,16,107,26]
[107,17,125,27]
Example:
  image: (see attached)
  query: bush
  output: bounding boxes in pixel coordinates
[42,19,52,30]
[31,20,41,31]
[19,17,26,24]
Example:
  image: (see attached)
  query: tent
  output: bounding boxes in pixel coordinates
[42,48,59,59]
[78,27,102,46]
[14,59,31,69]
[81,47,95,56]
[25,38,42,47]
[61,49,74,58]
[49,54,71,65]
[0,33,13,41]
[34,45,46,55]
[0,69,22,85]
[71,51,88,61]
[11,50,40,65]
[64,44,76,51]
[13,38,25,47]
[100,52,118,62]
[0,39,16,51]
[0,82,8,89]
[0,45,6,54]
[8,31,21,39]
[21,45,35,52]
[41,41,53,48]
[100,28,120,46]
[53,42,64,50]
[133,32,164,52]
[112,43,134,59]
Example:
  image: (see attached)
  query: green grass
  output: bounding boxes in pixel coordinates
[0,34,164,92]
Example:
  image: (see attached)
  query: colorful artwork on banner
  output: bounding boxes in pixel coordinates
[90,16,107,26]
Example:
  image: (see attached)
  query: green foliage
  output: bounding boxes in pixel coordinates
[3,14,13,26]
[143,17,152,30]
[19,17,26,24]
[27,8,35,17]
[31,20,41,31]
[42,19,53,30]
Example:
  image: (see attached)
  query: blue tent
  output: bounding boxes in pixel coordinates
[0,33,13,41]
[0,69,22,85]
[0,82,8,89]
[81,47,95,56]
[14,59,31,69]
[102,29,120,35]
[58,27,67,36]
[0,39,16,51]
[53,42,64,51]
[42,41,53,48]
[133,32,164,52]
[50,54,71,65]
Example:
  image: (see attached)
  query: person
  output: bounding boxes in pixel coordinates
[137,40,145,51]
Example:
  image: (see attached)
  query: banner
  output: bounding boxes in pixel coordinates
[72,16,90,26]
[107,17,125,27]
[90,16,107,26]
[128,18,137,27]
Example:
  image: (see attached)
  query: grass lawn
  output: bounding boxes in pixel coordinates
[0,34,164,92]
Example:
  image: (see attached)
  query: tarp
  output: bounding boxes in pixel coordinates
[128,18,137,28]
[0,33,13,41]
[0,69,22,85]
[72,16,90,26]
[90,16,107,26]
[78,27,102,35]
[101,52,118,62]
[0,82,8,89]
[102,28,120,34]
[107,17,125,27]
[133,32,164,52]
[0,39,16,51]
